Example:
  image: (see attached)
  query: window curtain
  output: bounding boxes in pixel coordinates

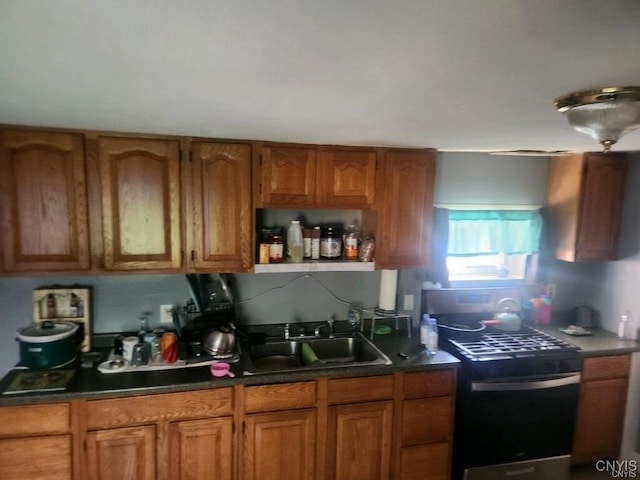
[425,207,450,287]
[447,209,543,256]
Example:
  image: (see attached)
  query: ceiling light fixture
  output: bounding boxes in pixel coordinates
[555,86,640,152]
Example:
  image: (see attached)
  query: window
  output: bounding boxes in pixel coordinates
[432,207,542,287]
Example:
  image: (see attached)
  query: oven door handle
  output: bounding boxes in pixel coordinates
[471,373,582,392]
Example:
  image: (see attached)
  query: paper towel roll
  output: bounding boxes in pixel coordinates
[378,269,398,312]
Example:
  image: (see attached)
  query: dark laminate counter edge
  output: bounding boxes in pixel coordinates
[0,328,459,406]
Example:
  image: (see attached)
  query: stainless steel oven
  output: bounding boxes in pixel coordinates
[422,288,582,480]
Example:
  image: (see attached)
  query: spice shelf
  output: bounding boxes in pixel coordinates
[253,261,375,274]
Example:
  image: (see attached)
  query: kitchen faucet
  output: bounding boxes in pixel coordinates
[283,323,306,340]
[314,316,335,338]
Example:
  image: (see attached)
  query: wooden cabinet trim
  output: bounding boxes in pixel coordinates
[582,354,631,381]
[327,375,394,404]
[0,402,71,437]
[244,381,317,413]
[86,388,233,430]
[402,369,455,399]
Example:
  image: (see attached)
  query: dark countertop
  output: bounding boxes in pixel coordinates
[3,323,637,407]
[534,323,640,357]
[0,327,459,406]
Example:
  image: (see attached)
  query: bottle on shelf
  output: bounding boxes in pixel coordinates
[343,224,360,261]
[311,226,321,260]
[320,226,342,259]
[287,220,304,263]
[268,230,283,264]
[303,227,312,259]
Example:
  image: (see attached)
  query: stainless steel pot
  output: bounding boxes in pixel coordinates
[203,325,236,356]
[16,321,80,369]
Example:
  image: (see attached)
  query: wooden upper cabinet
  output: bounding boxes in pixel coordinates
[317,148,376,208]
[190,142,253,272]
[0,128,90,272]
[547,153,627,261]
[259,145,317,206]
[370,149,436,270]
[257,144,377,208]
[97,136,182,271]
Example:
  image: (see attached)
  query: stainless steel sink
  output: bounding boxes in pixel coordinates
[242,332,392,374]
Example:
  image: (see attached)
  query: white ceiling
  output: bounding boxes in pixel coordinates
[2,0,640,153]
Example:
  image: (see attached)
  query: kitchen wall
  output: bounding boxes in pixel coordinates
[0,152,597,376]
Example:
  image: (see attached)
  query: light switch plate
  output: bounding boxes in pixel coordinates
[160,304,173,324]
[403,294,414,311]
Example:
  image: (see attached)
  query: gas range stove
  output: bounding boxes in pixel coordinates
[446,325,580,361]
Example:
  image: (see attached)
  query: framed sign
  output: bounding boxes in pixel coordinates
[32,286,92,352]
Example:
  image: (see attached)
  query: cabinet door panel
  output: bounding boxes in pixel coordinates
[318,149,376,208]
[572,377,628,463]
[98,137,181,270]
[169,417,233,480]
[399,442,450,480]
[0,435,72,480]
[401,397,452,446]
[191,142,252,271]
[0,129,89,271]
[261,146,317,206]
[86,425,156,480]
[327,401,393,480]
[244,409,316,480]
[577,154,627,260]
[375,150,436,269]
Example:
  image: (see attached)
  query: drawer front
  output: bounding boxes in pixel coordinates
[87,388,233,430]
[0,403,70,436]
[0,434,72,480]
[244,381,317,413]
[400,442,450,480]
[328,375,394,404]
[401,397,453,446]
[583,355,631,381]
[403,370,455,399]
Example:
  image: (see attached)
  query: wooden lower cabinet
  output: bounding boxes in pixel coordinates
[86,425,156,480]
[572,354,631,464]
[169,417,234,480]
[0,402,74,480]
[0,434,73,480]
[243,409,317,480]
[327,401,393,480]
[0,369,458,480]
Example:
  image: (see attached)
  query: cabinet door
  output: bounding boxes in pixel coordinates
[190,142,252,272]
[572,377,628,464]
[374,149,436,269]
[98,137,182,270]
[0,435,72,480]
[260,145,317,206]
[169,417,233,480]
[327,401,393,480]
[243,409,316,480]
[86,425,156,480]
[577,154,627,260]
[0,129,89,272]
[317,148,376,208]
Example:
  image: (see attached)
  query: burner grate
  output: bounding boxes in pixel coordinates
[450,328,579,359]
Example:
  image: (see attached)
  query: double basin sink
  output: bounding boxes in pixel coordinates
[241,332,392,375]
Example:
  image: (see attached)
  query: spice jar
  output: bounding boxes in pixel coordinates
[320,227,342,259]
[269,233,284,263]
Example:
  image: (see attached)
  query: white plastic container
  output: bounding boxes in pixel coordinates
[287,220,304,263]
[420,314,438,354]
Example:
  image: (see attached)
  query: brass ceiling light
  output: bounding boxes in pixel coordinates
[555,86,640,152]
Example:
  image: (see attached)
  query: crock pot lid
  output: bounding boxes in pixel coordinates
[17,321,79,342]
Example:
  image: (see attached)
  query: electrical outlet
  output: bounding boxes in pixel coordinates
[403,294,414,311]
[159,304,174,324]
[545,284,557,299]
